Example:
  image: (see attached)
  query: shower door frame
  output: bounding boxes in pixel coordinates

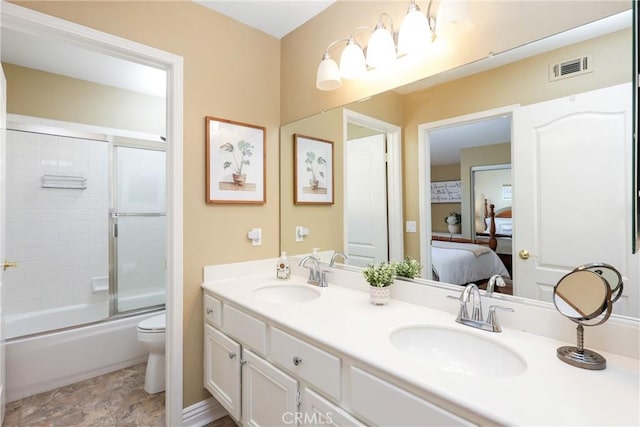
[1,4,185,425]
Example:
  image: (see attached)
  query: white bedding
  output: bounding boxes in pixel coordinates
[432,243,510,285]
[484,217,513,235]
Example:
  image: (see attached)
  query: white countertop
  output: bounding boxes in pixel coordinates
[202,270,640,426]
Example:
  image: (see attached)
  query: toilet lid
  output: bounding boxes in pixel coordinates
[138,313,166,331]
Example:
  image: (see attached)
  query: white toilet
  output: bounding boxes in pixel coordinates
[137,313,166,394]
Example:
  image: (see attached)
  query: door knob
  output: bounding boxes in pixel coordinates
[2,260,18,271]
[518,250,530,260]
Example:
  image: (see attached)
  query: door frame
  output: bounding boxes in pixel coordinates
[343,109,403,262]
[417,105,518,280]
[1,4,184,425]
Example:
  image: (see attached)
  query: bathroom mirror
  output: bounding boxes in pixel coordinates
[280,9,639,320]
[553,265,619,370]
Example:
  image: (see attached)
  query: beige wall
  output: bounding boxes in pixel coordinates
[281,0,629,123]
[430,164,460,234]
[12,0,281,407]
[3,63,166,135]
[402,28,632,260]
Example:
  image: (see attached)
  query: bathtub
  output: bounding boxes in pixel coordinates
[5,305,163,402]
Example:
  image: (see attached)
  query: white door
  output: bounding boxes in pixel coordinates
[513,83,637,316]
[0,62,7,423]
[346,134,388,267]
[242,348,298,427]
[203,325,242,421]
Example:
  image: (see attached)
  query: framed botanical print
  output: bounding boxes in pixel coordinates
[205,116,266,204]
[294,134,334,205]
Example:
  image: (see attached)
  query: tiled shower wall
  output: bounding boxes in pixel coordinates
[4,129,109,315]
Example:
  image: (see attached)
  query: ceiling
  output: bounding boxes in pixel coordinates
[194,0,336,39]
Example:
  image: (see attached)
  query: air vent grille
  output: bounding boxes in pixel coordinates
[549,54,593,81]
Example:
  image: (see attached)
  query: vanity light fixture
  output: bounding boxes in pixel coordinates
[315,0,438,91]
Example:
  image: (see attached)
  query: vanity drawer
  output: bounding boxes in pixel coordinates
[270,327,341,400]
[222,304,267,356]
[350,367,476,427]
[203,293,222,327]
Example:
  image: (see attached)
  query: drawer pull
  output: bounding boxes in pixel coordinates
[293,356,302,366]
[206,307,213,314]
[229,351,237,359]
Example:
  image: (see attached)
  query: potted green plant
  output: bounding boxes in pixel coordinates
[305,151,326,190]
[394,256,423,280]
[362,262,396,305]
[220,140,254,186]
[444,212,461,234]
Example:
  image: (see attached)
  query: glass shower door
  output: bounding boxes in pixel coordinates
[112,146,166,314]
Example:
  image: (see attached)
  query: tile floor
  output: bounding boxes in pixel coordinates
[4,363,164,427]
[3,363,237,427]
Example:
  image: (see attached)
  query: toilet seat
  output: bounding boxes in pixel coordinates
[137,313,166,333]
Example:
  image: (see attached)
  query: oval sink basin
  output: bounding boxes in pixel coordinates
[389,326,526,378]
[253,285,321,303]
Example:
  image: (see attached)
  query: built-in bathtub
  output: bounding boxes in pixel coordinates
[5,299,164,402]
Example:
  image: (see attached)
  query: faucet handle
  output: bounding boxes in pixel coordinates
[486,305,514,332]
[319,269,332,287]
[447,295,469,322]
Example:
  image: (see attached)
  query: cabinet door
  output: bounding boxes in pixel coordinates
[242,349,298,427]
[204,324,241,420]
[300,386,365,427]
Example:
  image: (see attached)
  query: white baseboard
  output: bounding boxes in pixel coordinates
[182,397,228,427]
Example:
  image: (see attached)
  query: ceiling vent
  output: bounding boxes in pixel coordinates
[549,54,593,81]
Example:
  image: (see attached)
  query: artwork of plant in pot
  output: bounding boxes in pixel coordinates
[363,262,396,305]
[445,212,461,234]
[220,140,254,186]
[394,256,423,280]
[305,151,326,190]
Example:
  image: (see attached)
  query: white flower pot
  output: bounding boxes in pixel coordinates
[447,224,461,234]
[369,285,391,305]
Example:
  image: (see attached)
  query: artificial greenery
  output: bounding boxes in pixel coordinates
[394,256,423,279]
[363,262,396,287]
[444,212,461,225]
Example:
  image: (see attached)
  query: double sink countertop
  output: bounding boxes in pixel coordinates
[203,265,640,426]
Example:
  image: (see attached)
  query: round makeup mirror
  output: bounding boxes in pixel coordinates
[553,264,620,370]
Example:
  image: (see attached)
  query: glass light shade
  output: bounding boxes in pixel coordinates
[397,7,431,55]
[339,39,367,80]
[366,26,396,68]
[316,56,341,91]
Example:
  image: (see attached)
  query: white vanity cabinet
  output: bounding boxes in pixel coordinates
[203,290,476,427]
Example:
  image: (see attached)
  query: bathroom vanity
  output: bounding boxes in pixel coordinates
[202,259,640,426]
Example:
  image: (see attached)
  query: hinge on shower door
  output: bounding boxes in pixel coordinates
[112,223,118,238]
[296,390,302,407]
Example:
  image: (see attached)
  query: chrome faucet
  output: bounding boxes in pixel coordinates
[486,274,506,296]
[449,283,514,333]
[329,252,348,267]
[298,255,329,287]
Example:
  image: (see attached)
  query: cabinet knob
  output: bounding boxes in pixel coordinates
[206,307,213,314]
[292,356,302,366]
[228,352,236,359]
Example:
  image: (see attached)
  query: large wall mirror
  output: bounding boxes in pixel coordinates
[280,9,639,320]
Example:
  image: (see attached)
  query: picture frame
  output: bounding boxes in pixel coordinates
[205,116,266,204]
[430,180,462,203]
[294,134,334,205]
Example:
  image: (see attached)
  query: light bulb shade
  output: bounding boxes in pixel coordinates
[316,56,341,91]
[339,40,367,80]
[366,27,396,68]
[397,8,431,55]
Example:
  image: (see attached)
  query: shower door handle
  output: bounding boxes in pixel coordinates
[2,260,19,271]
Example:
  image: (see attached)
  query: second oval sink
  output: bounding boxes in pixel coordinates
[253,284,321,303]
[389,326,526,378]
